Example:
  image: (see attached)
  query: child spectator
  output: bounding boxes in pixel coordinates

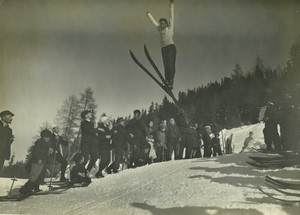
[19,129,53,194]
[154,125,167,162]
[70,153,91,186]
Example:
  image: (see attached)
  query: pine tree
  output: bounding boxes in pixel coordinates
[78,87,98,123]
[55,95,81,158]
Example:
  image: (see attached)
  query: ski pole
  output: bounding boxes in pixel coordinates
[8,177,17,196]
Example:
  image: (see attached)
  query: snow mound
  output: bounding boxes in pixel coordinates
[0,123,299,215]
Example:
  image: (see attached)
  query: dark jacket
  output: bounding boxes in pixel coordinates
[126,118,146,139]
[263,106,279,132]
[81,120,98,146]
[166,124,181,139]
[112,125,129,151]
[32,139,51,164]
[50,133,68,153]
[71,163,87,182]
[202,132,212,148]
[0,121,14,160]
[98,123,112,151]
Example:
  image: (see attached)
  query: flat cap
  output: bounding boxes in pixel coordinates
[0,110,14,118]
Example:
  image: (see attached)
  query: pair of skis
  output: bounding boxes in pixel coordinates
[0,186,68,202]
[258,176,300,203]
[247,148,300,169]
[129,45,180,111]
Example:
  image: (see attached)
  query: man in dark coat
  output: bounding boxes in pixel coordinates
[263,102,280,151]
[175,110,189,159]
[126,110,147,168]
[80,110,98,173]
[202,126,213,158]
[279,95,299,151]
[166,118,181,160]
[110,117,129,173]
[212,133,223,156]
[50,125,68,181]
[20,129,53,194]
[95,115,112,178]
[0,110,14,172]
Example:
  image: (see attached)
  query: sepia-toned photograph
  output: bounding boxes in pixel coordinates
[0,0,300,214]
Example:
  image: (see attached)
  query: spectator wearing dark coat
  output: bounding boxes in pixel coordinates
[20,129,53,194]
[80,110,99,172]
[110,117,129,173]
[126,110,147,168]
[202,126,213,158]
[95,115,112,178]
[70,153,91,186]
[50,125,68,181]
[175,110,190,159]
[279,94,300,151]
[212,133,223,156]
[263,102,280,151]
[0,110,14,172]
[166,118,181,160]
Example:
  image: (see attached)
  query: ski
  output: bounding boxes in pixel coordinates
[266,176,300,189]
[248,157,300,166]
[0,191,35,202]
[251,147,279,154]
[265,182,300,197]
[129,49,167,92]
[33,189,66,195]
[266,179,300,190]
[246,161,297,169]
[249,155,286,162]
[46,180,70,186]
[143,45,168,88]
[258,186,300,203]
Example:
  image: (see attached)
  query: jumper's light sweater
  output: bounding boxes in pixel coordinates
[147,2,174,48]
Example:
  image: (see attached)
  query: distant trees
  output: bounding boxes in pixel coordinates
[146,37,300,130]
[55,87,98,159]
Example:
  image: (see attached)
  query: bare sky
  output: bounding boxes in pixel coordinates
[1,0,299,161]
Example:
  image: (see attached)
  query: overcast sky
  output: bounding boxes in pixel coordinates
[1,0,299,161]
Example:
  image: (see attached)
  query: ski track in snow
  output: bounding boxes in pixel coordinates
[0,123,299,215]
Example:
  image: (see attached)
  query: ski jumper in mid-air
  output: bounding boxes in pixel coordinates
[147,0,176,89]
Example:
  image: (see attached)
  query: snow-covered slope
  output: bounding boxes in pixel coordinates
[0,123,299,215]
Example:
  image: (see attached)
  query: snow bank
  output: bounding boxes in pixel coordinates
[0,123,299,215]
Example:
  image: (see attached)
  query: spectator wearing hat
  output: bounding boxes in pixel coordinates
[110,117,130,173]
[50,125,69,181]
[0,110,14,172]
[263,102,280,151]
[212,132,223,157]
[70,152,91,186]
[202,126,213,158]
[154,124,167,162]
[95,114,112,178]
[126,110,147,168]
[80,110,98,173]
[20,129,54,194]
